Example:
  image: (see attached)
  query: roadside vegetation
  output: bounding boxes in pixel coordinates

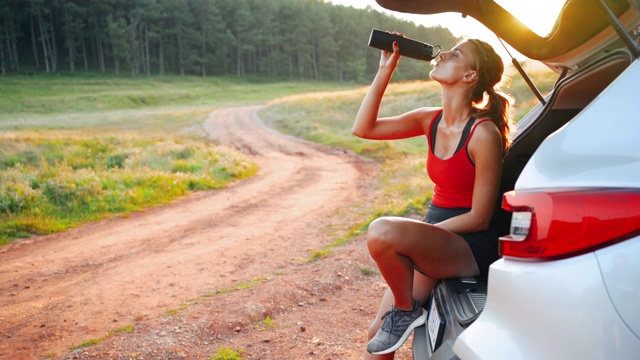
[208,348,244,360]
[0,132,257,243]
[69,325,134,351]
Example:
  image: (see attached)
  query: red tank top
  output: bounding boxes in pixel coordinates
[426,110,493,209]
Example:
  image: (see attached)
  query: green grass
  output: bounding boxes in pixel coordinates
[254,315,276,330]
[208,348,244,360]
[69,325,134,351]
[0,131,257,244]
[0,73,357,115]
[165,275,272,316]
[0,74,358,133]
[308,248,334,262]
[360,267,377,276]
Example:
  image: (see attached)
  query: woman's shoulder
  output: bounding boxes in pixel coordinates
[412,106,442,116]
[473,117,500,133]
[405,107,442,123]
[469,117,502,147]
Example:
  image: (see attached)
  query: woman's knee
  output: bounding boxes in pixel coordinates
[366,217,399,254]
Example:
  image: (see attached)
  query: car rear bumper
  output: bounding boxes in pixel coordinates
[453,245,640,359]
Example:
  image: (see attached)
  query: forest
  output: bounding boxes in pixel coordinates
[0,0,458,81]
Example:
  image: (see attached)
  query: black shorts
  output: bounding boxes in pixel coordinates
[423,205,499,280]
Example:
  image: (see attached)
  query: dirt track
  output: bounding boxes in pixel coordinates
[0,106,417,359]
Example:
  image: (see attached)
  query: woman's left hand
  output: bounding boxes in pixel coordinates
[378,33,402,72]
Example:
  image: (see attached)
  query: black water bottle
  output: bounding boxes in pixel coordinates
[368,28,441,62]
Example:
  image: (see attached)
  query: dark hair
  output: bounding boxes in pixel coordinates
[466,39,514,154]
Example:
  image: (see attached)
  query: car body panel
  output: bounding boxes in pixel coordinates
[596,237,640,340]
[453,241,640,359]
[515,59,640,191]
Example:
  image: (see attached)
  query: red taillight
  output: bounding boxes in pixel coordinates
[499,189,640,259]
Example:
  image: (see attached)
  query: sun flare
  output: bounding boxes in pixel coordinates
[495,0,567,36]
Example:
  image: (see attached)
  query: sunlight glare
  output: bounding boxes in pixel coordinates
[494,0,567,36]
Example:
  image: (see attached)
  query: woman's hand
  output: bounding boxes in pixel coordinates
[353,32,429,141]
[378,33,401,73]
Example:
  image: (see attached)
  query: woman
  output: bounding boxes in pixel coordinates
[352,36,514,358]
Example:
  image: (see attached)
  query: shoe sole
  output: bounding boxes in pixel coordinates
[369,311,427,355]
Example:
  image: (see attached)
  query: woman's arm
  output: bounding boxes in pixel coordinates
[435,120,503,233]
[352,42,436,140]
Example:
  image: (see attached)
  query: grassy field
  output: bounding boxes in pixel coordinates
[0,74,359,244]
[0,74,356,131]
[0,68,557,244]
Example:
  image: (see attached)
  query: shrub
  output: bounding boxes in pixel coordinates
[0,133,257,243]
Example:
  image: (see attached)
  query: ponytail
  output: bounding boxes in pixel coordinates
[476,89,514,154]
[466,39,515,155]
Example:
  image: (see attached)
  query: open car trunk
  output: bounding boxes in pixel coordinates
[374,0,635,66]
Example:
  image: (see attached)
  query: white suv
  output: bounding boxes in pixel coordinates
[375,0,640,359]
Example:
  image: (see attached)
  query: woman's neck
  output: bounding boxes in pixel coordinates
[440,86,474,127]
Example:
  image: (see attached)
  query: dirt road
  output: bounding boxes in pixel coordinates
[0,106,414,359]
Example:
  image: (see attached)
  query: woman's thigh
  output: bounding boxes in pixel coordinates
[368,216,479,279]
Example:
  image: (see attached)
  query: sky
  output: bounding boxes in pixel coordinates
[328,0,496,41]
[326,0,566,62]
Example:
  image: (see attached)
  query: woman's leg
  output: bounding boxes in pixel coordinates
[364,271,438,360]
[367,216,479,310]
[365,216,480,354]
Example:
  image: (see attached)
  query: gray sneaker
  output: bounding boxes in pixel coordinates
[367,300,427,355]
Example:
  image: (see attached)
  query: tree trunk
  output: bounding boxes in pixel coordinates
[90,31,97,68]
[131,22,139,77]
[30,15,39,68]
[49,11,58,72]
[289,58,293,78]
[201,25,206,77]
[9,19,19,71]
[82,40,88,72]
[236,42,242,76]
[113,43,120,75]
[138,22,143,76]
[4,19,20,71]
[144,23,150,76]
[312,40,319,80]
[158,38,164,75]
[4,21,14,70]
[96,33,105,73]
[1,45,5,75]
[37,14,50,73]
[249,50,255,74]
[68,41,75,73]
[64,3,74,73]
[177,33,184,76]
[269,44,275,77]
[298,51,304,79]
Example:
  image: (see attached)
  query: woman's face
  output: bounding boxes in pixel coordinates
[429,41,477,86]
